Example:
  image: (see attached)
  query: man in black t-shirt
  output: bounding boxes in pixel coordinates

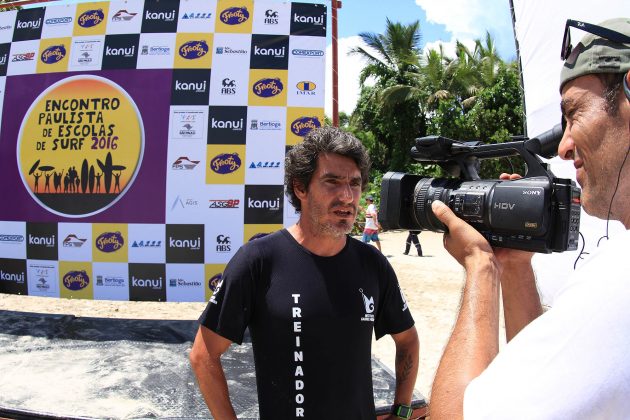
[190,126,420,419]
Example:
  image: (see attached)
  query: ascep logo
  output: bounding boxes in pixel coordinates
[181,12,212,20]
[249,161,280,169]
[208,199,240,209]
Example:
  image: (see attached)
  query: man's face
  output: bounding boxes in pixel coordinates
[297,153,362,238]
[558,74,629,219]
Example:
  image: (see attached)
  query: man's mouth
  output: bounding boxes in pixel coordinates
[333,209,354,218]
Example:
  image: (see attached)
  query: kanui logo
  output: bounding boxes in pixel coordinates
[171,69,211,105]
[250,35,289,70]
[141,0,179,33]
[78,9,105,28]
[128,263,166,301]
[102,34,140,69]
[26,223,58,260]
[290,2,327,37]
[245,185,284,224]
[207,106,247,145]
[166,224,204,263]
[13,9,45,42]
[0,258,27,295]
[0,43,10,76]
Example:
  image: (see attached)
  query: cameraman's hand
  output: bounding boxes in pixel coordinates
[431,200,494,268]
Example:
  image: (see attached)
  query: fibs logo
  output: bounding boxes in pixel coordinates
[78,9,105,28]
[221,78,237,95]
[179,40,209,60]
[210,153,241,175]
[220,7,250,25]
[253,78,283,98]
[40,45,66,64]
[264,9,279,25]
[216,234,231,253]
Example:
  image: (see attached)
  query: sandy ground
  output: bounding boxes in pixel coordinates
[0,230,502,401]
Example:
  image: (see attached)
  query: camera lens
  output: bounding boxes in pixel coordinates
[412,178,461,231]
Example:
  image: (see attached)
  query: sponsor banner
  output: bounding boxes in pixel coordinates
[286,106,324,145]
[0,258,28,295]
[141,0,180,34]
[26,259,60,298]
[251,2,291,35]
[128,223,166,263]
[170,68,211,105]
[245,140,284,185]
[246,105,286,144]
[13,8,45,43]
[26,222,58,260]
[7,40,39,76]
[166,224,204,263]
[166,143,207,196]
[288,36,325,63]
[204,222,242,263]
[137,32,176,69]
[215,0,254,34]
[174,33,213,69]
[243,223,282,244]
[207,106,247,145]
[250,34,289,70]
[289,2,326,37]
[209,71,250,107]
[205,184,245,222]
[248,69,287,107]
[58,222,92,262]
[0,10,17,44]
[206,144,245,185]
[169,106,207,141]
[102,34,140,69]
[0,221,27,259]
[166,190,206,224]
[128,262,166,301]
[244,184,283,224]
[204,263,226,302]
[177,0,217,34]
[42,5,76,39]
[73,3,109,37]
[211,32,251,70]
[36,37,71,74]
[166,263,205,302]
[68,36,105,72]
[93,261,129,300]
[59,260,93,299]
[92,223,128,262]
[106,0,144,35]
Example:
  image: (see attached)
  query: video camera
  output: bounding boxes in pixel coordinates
[379,125,581,253]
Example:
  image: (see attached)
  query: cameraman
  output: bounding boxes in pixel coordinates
[430,18,630,419]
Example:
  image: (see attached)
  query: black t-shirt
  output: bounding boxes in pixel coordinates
[199,229,415,419]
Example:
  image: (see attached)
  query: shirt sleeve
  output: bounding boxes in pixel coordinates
[374,259,414,340]
[198,244,256,344]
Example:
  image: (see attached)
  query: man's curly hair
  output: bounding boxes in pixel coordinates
[285,126,370,212]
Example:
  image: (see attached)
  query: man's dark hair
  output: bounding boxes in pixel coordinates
[285,126,370,212]
[597,72,625,115]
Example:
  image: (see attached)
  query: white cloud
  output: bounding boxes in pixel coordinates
[325,35,369,117]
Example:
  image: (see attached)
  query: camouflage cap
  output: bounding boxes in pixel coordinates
[560,18,630,92]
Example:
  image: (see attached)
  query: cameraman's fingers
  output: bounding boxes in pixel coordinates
[499,173,522,180]
[431,200,457,228]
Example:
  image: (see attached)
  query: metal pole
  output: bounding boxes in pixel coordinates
[331,0,341,127]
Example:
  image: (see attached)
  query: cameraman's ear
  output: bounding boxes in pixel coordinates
[624,71,630,101]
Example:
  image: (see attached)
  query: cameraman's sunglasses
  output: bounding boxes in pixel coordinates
[561,19,630,61]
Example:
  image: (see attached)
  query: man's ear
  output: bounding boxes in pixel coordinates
[624,71,630,101]
[293,181,307,200]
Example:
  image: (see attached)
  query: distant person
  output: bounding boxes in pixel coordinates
[430,17,630,419]
[190,126,419,419]
[403,231,423,256]
[362,195,382,252]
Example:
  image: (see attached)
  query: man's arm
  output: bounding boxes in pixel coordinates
[429,201,501,420]
[189,325,237,420]
[393,326,420,404]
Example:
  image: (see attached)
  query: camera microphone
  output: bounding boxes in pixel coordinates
[525,124,564,159]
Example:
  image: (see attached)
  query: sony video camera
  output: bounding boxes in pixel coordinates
[379,125,581,253]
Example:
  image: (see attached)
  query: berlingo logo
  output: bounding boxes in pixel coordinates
[253,78,283,97]
[291,116,321,136]
[360,288,375,322]
[210,153,241,174]
[40,45,66,64]
[179,40,208,59]
[78,9,105,28]
[220,7,249,25]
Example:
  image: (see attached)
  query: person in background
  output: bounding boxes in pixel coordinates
[429,17,630,419]
[362,195,382,252]
[403,231,423,257]
[190,126,420,420]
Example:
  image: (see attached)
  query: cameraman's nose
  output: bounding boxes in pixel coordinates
[558,130,575,161]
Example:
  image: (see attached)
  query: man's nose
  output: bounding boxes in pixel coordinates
[339,183,354,201]
[557,129,575,160]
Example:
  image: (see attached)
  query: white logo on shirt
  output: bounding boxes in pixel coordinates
[399,284,409,311]
[209,278,224,304]
[360,288,375,322]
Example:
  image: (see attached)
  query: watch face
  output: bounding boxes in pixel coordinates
[394,405,413,419]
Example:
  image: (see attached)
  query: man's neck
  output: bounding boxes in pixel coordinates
[287,221,347,257]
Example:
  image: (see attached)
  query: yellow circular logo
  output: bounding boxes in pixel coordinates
[17,75,144,217]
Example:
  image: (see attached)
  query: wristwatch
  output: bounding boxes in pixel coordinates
[391,403,413,419]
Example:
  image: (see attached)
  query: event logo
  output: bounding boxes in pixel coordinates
[296,81,316,95]
[17,75,144,217]
[95,231,124,253]
[210,153,241,174]
[63,234,87,247]
[40,45,66,64]
[131,240,161,248]
[179,40,208,60]
[62,270,89,291]
[181,12,212,20]
[292,49,324,57]
[249,161,281,169]
[221,78,237,95]
[249,119,281,130]
[12,52,35,62]
[253,78,283,98]
[0,234,24,244]
[220,7,249,25]
[215,234,231,253]
[112,10,137,22]
[172,156,200,170]
[291,116,321,137]
[215,46,247,55]
[46,17,73,25]
[264,9,279,25]
[78,9,105,28]
[208,199,240,209]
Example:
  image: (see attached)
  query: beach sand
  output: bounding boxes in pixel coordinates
[0,229,503,401]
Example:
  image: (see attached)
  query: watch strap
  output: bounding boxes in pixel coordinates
[391,403,413,419]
